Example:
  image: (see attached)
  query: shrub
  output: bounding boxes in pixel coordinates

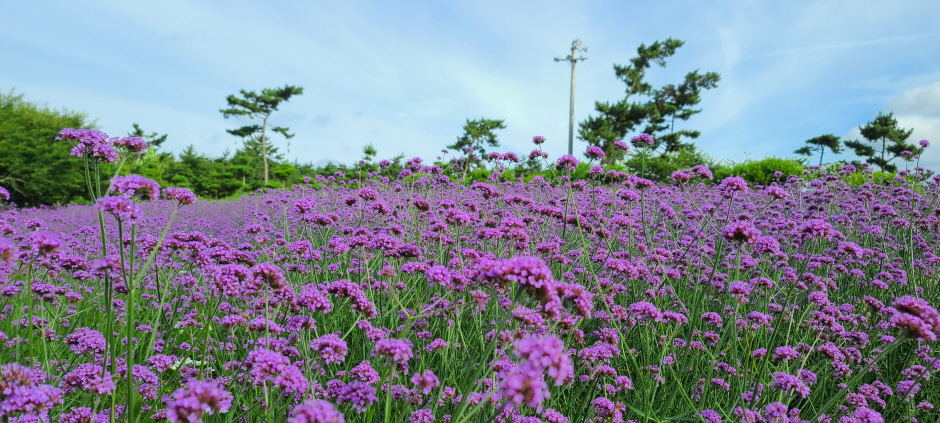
[713,156,804,186]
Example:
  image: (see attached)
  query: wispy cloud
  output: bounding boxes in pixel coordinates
[746,35,932,60]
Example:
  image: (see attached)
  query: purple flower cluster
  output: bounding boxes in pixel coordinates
[164,186,197,206]
[60,364,115,395]
[891,296,940,341]
[96,195,142,221]
[630,132,654,146]
[5,138,940,421]
[554,154,580,172]
[373,338,414,368]
[166,381,233,423]
[585,146,606,161]
[311,334,349,364]
[289,400,345,423]
[109,175,160,199]
[63,327,105,355]
[476,256,555,302]
[0,364,64,421]
[57,128,119,163]
[410,370,440,394]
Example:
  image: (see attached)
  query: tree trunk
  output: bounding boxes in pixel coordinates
[881,138,886,170]
[261,115,270,185]
[461,153,469,182]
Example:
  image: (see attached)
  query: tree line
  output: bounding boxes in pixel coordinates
[0,88,382,206]
[0,37,927,206]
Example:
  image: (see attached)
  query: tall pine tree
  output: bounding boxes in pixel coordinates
[220,85,303,185]
[578,38,719,163]
[795,134,842,167]
[844,112,921,172]
[447,118,506,181]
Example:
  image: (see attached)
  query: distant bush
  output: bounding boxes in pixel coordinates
[623,146,717,182]
[839,170,898,187]
[713,156,804,186]
[0,91,95,205]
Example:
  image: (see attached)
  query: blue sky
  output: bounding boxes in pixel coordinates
[4,0,940,171]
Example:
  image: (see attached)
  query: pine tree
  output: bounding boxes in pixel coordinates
[447,118,506,181]
[128,123,167,148]
[579,38,719,163]
[794,134,842,167]
[220,85,303,185]
[643,70,720,153]
[844,112,921,172]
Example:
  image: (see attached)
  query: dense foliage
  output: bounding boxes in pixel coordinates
[578,38,720,162]
[0,91,96,206]
[712,157,806,187]
[1,130,940,422]
[843,113,924,173]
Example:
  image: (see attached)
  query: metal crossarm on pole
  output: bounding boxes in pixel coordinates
[554,39,587,156]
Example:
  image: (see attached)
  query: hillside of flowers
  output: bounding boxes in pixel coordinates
[1,130,939,423]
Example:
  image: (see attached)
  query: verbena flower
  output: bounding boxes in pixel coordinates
[410,370,440,395]
[96,196,142,221]
[57,128,119,163]
[60,364,115,395]
[890,296,940,341]
[166,380,233,423]
[164,187,197,206]
[289,400,345,423]
[770,372,810,398]
[63,327,106,355]
[700,409,722,423]
[311,334,349,364]
[332,381,377,413]
[585,146,605,161]
[373,338,413,368]
[514,335,573,386]
[349,361,380,385]
[0,238,15,262]
[718,176,748,196]
[721,221,761,243]
[27,231,61,255]
[0,364,64,421]
[112,136,148,153]
[109,175,160,199]
[630,133,654,146]
[554,154,579,172]
[248,262,287,290]
[854,407,884,423]
[475,256,556,304]
[498,363,550,411]
[245,348,290,386]
[58,407,94,423]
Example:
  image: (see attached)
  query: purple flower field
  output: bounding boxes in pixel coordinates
[2,130,940,423]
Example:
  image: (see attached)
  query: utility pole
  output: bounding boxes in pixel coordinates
[555,39,587,156]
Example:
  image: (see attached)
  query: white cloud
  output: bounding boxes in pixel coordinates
[890,82,940,117]
[890,84,940,171]
[831,82,940,171]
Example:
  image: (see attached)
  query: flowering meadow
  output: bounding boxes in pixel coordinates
[2,131,940,423]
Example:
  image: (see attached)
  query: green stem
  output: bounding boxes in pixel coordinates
[116,221,137,422]
[812,337,905,420]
